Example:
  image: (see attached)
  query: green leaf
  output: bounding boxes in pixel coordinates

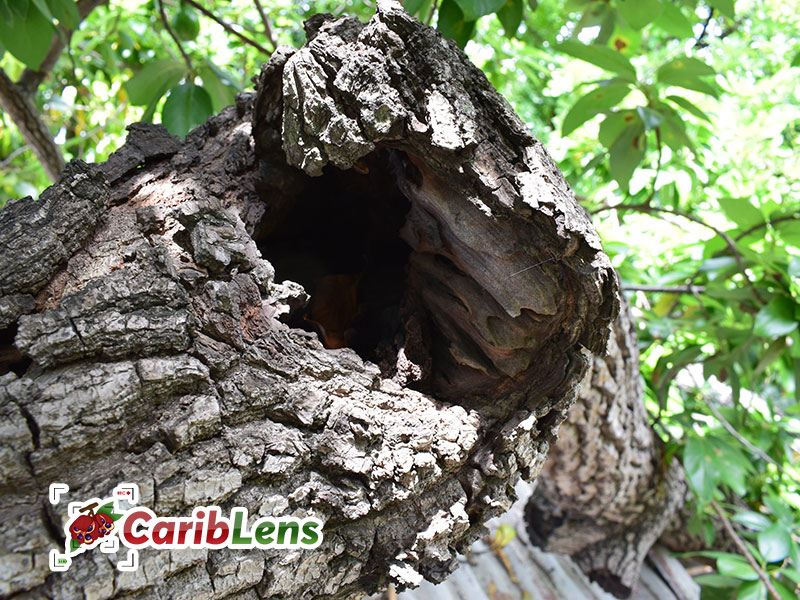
[754,296,799,338]
[437,0,476,49]
[777,220,800,248]
[0,2,54,69]
[161,82,213,138]
[773,579,800,600]
[683,437,720,506]
[636,106,663,130]
[7,0,28,19]
[659,111,693,152]
[30,0,52,22]
[598,109,638,147]
[708,0,735,19]
[716,554,760,581]
[452,0,505,20]
[557,41,637,79]
[496,0,523,36]
[199,63,238,113]
[125,57,186,106]
[609,122,645,189]
[561,82,631,136]
[70,538,81,552]
[719,197,763,229]
[654,2,693,37]
[658,57,720,98]
[659,56,716,79]
[736,580,767,600]
[667,95,712,122]
[757,524,792,563]
[694,574,741,588]
[45,0,78,28]
[404,0,427,15]
[616,0,662,30]
[0,1,10,22]
[731,511,772,532]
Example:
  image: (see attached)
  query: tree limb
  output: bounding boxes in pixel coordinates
[0,69,65,181]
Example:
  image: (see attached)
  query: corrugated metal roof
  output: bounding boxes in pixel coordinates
[369,482,699,600]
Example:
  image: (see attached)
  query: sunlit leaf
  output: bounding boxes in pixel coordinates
[437,0,476,49]
[452,0,505,21]
[616,0,662,30]
[0,2,54,69]
[736,580,767,600]
[199,63,239,113]
[496,0,523,37]
[654,2,693,37]
[636,105,663,130]
[715,554,759,581]
[719,197,763,229]
[609,122,645,189]
[667,95,712,122]
[557,40,637,79]
[45,0,78,29]
[561,82,631,136]
[125,57,186,106]
[708,0,735,19]
[754,296,799,338]
[731,511,772,532]
[757,524,791,563]
[161,82,213,138]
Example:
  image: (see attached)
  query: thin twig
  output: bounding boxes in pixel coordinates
[157,0,193,72]
[622,284,706,294]
[645,127,663,206]
[252,0,276,50]
[0,144,31,168]
[592,202,764,303]
[181,0,271,55]
[712,501,781,600]
[706,398,785,474]
[693,8,714,48]
[735,212,800,241]
[427,0,439,26]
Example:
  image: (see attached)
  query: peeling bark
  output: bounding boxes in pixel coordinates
[525,298,689,598]
[0,2,618,599]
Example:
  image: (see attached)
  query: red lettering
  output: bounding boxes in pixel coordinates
[121,508,153,547]
[151,520,176,545]
[176,520,193,545]
[205,508,230,546]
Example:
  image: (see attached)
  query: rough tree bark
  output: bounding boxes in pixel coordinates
[0,2,620,598]
[525,297,694,598]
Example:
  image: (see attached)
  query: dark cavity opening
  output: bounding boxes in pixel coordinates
[0,324,32,377]
[256,148,420,377]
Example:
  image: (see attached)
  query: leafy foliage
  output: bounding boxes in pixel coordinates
[1,0,799,597]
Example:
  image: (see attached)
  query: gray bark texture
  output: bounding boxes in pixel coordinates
[525,297,691,598]
[0,1,620,598]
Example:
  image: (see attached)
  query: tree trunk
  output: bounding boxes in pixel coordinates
[0,2,620,598]
[525,297,691,598]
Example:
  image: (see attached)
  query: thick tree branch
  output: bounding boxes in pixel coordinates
[0,70,65,181]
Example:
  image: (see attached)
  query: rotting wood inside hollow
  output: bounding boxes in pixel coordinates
[256,147,433,389]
